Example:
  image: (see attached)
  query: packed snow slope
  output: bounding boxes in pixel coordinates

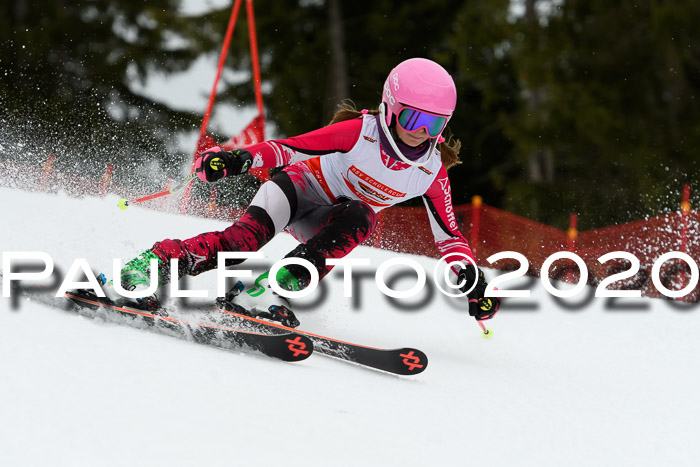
[1,186,699,467]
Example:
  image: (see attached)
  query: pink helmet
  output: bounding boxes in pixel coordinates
[382,58,457,128]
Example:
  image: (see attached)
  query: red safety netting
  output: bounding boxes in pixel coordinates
[576,211,700,300]
[366,200,698,302]
[368,203,569,273]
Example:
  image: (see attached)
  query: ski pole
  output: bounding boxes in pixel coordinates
[117,173,196,210]
[477,320,493,339]
[470,297,494,338]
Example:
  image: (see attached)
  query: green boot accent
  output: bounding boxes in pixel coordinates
[121,249,163,289]
[246,271,270,297]
[275,266,304,292]
[245,267,304,298]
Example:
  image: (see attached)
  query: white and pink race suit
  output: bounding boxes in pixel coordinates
[150,114,474,282]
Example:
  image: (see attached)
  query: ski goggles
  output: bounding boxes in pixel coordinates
[396,106,449,138]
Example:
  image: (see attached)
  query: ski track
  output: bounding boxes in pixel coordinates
[1,187,700,467]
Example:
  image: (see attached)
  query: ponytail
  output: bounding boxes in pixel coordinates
[328,100,378,125]
[438,131,462,170]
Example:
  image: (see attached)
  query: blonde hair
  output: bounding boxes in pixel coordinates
[329,101,462,170]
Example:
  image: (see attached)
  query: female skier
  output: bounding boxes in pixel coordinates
[103,57,500,324]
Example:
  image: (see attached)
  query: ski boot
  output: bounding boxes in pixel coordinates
[215,266,304,328]
[97,250,163,311]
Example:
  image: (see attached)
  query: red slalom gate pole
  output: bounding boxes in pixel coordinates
[207,186,219,218]
[99,163,114,197]
[197,0,244,143]
[245,0,269,182]
[40,152,55,191]
[158,177,173,211]
[246,0,265,121]
[681,184,690,254]
[680,184,691,292]
[180,0,244,213]
[567,213,578,252]
[471,195,482,261]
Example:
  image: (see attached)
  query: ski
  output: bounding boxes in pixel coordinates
[214,305,428,375]
[2,270,423,370]
[0,269,312,362]
[62,292,313,362]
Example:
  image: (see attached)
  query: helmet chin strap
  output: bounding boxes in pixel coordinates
[378,103,440,168]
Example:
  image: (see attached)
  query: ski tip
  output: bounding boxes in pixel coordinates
[278,334,314,362]
[117,198,129,210]
[396,348,428,375]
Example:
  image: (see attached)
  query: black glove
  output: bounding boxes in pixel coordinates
[195,146,253,183]
[458,266,500,321]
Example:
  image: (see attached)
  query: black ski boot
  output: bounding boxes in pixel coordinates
[216,280,301,328]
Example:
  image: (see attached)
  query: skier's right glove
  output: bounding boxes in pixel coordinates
[195,146,253,183]
[458,266,500,321]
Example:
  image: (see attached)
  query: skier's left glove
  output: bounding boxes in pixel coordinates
[195,146,253,183]
[458,266,500,321]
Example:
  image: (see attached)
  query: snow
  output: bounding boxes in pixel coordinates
[1,186,700,466]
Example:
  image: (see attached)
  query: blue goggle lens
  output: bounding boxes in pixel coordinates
[397,107,448,137]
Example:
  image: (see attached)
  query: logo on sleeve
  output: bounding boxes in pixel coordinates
[438,177,458,231]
